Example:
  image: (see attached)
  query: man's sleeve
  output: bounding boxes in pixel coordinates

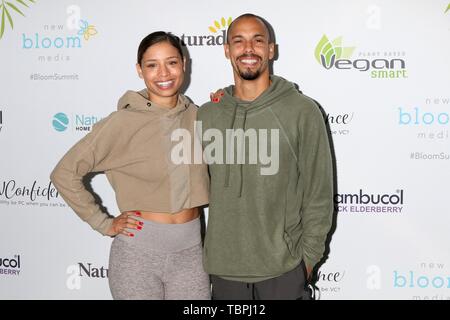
[298,101,334,270]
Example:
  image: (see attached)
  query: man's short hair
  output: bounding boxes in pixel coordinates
[226,13,274,44]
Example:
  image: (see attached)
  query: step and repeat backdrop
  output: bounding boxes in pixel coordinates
[0,0,449,300]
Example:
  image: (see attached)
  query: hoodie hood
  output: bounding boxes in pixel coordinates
[117,89,190,118]
[216,75,299,197]
[219,75,297,115]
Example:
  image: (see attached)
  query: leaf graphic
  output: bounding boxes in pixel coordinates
[208,26,216,33]
[315,35,330,63]
[4,5,13,28]
[0,7,5,39]
[227,17,232,26]
[324,47,335,66]
[83,25,97,40]
[0,0,35,40]
[87,25,97,35]
[15,0,29,7]
[79,19,88,30]
[221,17,226,27]
[7,1,24,16]
[214,20,220,29]
[341,47,355,59]
[446,3,450,13]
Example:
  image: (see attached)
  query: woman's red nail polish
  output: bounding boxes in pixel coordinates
[129,233,135,237]
[137,226,142,230]
[213,98,219,103]
[139,221,144,226]
[220,92,224,96]
[135,211,141,216]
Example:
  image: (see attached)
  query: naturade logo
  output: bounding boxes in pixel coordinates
[315,34,408,79]
[52,112,101,132]
[0,0,36,40]
[181,17,232,46]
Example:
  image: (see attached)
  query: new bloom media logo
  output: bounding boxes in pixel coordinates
[21,5,98,64]
[315,34,408,79]
[398,97,449,142]
[393,262,450,300]
[181,17,232,46]
[52,112,102,132]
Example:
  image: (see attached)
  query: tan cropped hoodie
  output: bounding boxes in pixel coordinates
[50,90,209,236]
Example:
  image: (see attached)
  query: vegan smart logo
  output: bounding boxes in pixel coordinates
[315,35,355,69]
[0,0,36,40]
[315,34,408,78]
[181,17,232,46]
[52,112,102,132]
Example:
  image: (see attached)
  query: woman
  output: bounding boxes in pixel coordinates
[50,32,210,300]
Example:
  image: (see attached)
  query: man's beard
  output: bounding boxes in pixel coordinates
[236,54,263,80]
[239,68,261,80]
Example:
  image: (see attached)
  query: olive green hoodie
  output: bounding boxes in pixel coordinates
[198,75,333,282]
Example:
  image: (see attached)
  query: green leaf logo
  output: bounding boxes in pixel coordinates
[0,0,36,40]
[445,3,450,13]
[315,35,355,69]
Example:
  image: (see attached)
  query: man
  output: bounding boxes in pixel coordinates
[197,13,333,300]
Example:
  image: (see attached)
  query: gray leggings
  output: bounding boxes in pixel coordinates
[108,217,211,300]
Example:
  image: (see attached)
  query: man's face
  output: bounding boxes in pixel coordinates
[225,17,274,81]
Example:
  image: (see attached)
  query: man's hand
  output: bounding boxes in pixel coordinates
[306,266,313,281]
[210,89,224,103]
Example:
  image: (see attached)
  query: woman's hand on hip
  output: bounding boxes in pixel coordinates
[107,211,143,237]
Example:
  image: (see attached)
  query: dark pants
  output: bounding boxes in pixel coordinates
[211,262,312,300]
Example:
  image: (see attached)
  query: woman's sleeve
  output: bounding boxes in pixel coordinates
[50,114,118,236]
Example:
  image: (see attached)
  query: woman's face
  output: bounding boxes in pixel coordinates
[136,41,185,104]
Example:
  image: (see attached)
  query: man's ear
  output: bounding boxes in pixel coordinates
[224,43,230,60]
[269,43,275,60]
[136,63,143,79]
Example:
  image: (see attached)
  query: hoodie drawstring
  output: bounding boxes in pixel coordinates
[224,103,247,198]
[224,103,238,188]
[238,109,247,198]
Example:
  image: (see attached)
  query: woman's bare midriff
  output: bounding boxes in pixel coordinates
[138,207,199,224]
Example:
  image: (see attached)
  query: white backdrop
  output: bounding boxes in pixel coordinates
[0,0,449,300]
